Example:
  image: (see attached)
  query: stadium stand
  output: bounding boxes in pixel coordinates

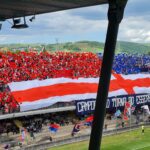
[0,51,101,114]
[0,51,101,84]
[0,87,19,114]
[112,53,150,74]
[98,53,150,74]
[0,51,150,114]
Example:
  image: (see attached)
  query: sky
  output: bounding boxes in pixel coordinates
[0,0,150,44]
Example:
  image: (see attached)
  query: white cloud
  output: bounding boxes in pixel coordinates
[0,2,150,44]
[118,16,150,43]
[35,11,107,35]
[0,10,108,43]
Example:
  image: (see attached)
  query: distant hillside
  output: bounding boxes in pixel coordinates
[0,41,150,54]
[116,41,150,54]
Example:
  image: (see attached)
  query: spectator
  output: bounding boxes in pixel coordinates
[141,125,144,134]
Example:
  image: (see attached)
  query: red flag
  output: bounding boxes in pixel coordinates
[86,115,94,122]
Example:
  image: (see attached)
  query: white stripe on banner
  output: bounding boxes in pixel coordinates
[108,89,128,97]
[121,74,150,80]
[133,87,150,94]
[20,88,127,112]
[20,93,96,111]
[8,75,116,92]
[8,74,150,112]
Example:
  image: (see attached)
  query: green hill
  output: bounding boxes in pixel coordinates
[0,41,150,54]
[116,41,150,54]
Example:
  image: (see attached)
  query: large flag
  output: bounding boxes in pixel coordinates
[8,74,150,111]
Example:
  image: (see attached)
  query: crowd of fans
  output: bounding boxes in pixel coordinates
[1,51,149,84]
[0,120,19,136]
[0,84,19,114]
[112,53,150,74]
[0,51,101,84]
[0,51,150,115]
[0,110,149,137]
[0,110,149,149]
[0,112,76,136]
[0,112,76,149]
[0,51,101,114]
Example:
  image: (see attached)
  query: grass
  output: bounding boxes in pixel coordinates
[49,127,150,150]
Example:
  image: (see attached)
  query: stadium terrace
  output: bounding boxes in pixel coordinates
[0,51,150,113]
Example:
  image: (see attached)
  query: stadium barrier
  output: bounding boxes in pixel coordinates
[0,106,75,120]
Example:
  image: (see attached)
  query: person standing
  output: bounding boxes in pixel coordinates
[49,135,53,142]
[141,125,144,134]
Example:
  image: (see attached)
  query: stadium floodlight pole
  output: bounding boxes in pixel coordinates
[89,0,128,150]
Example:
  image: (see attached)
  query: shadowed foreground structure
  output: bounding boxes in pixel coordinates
[0,0,107,20]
